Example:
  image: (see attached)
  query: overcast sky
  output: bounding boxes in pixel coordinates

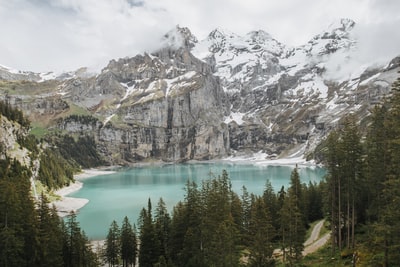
[0,0,399,73]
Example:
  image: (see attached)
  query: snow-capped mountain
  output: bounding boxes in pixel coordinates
[0,64,91,82]
[1,19,399,164]
[192,18,356,111]
[191,18,398,157]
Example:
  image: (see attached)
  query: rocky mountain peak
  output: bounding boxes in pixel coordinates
[246,30,273,43]
[301,18,356,57]
[312,18,355,41]
[326,18,355,34]
[161,25,198,50]
[0,64,41,81]
[207,28,238,40]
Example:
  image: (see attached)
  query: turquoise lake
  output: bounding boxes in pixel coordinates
[68,163,326,240]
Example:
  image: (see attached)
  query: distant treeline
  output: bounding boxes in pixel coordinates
[0,100,103,189]
[0,99,30,128]
[38,148,77,189]
[46,134,105,169]
[60,114,100,126]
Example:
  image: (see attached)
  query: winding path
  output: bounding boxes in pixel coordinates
[305,219,325,246]
[303,219,331,256]
[303,232,331,255]
[273,219,331,258]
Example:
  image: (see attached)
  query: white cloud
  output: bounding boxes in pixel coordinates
[323,16,400,81]
[0,0,174,72]
[0,0,399,73]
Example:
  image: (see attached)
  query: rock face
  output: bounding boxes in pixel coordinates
[56,28,230,163]
[1,21,399,164]
[0,115,33,167]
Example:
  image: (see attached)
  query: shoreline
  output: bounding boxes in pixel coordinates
[218,144,319,167]
[74,167,118,180]
[51,155,320,217]
[52,168,116,217]
[194,150,319,168]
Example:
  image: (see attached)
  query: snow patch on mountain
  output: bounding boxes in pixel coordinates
[120,82,137,101]
[192,28,286,83]
[0,64,20,74]
[39,72,58,82]
[224,112,246,125]
[285,74,328,99]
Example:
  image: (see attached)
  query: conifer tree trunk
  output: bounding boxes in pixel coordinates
[347,188,350,249]
[331,176,336,255]
[384,238,388,267]
[352,196,355,249]
[338,177,342,251]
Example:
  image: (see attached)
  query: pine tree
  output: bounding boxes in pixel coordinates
[304,181,323,222]
[241,185,251,246]
[0,164,26,267]
[201,170,239,267]
[106,220,120,266]
[262,180,279,233]
[180,181,204,267]
[62,212,97,267]
[154,198,171,265]
[230,191,243,240]
[365,105,389,222]
[248,196,275,267]
[65,212,83,267]
[374,177,400,266]
[369,76,400,266]
[279,168,306,265]
[37,194,63,266]
[139,199,159,267]
[168,201,188,266]
[0,158,38,267]
[120,216,137,267]
[324,131,342,252]
[339,115,363,249]
[0,224,25,267]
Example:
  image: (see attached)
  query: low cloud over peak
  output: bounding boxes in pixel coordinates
[0,0,398,73]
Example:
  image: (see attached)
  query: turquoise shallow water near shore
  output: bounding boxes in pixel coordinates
[68,163,326,240]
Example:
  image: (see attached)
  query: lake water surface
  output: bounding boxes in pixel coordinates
[68,162,326,240]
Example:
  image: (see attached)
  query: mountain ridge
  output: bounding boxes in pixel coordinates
[1,19,399,164]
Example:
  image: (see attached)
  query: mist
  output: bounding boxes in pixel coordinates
[0,0,399,73]
[322,20,400,81]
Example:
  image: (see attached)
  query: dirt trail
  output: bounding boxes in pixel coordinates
[273,219,331,258]
[303,232,331,255]
[304,219,325,246]
[303,219,331,256]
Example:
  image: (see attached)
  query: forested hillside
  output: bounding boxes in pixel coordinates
[0,158,98,266]
[0,101,99,266]
[322,75,400,265]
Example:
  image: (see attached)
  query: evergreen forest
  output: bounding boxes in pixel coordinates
[0,101,98,266]
[0,158,98,267]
